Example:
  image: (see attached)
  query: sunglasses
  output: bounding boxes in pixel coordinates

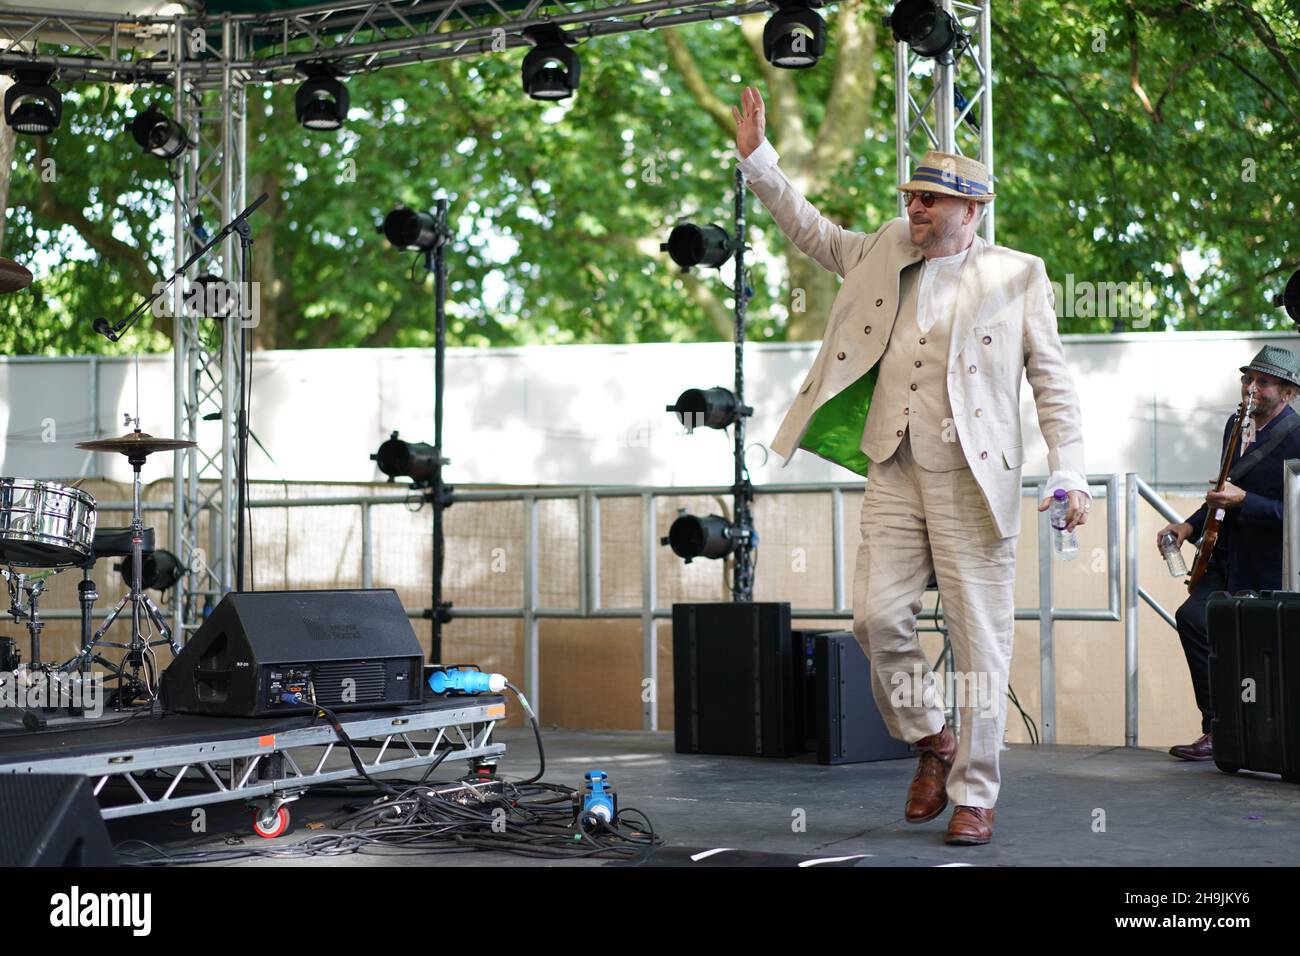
[902,190,942,208]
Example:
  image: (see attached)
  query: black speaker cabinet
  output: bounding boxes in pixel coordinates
[672,601,800,757]
[162,589,425,717]
[813,631,913,765]
[0,774,116,866]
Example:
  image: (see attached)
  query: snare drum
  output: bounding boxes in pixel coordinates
[0,478,97,568]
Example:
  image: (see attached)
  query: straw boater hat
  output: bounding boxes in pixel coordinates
[1240,345,1300,389]
[898,150,994,202]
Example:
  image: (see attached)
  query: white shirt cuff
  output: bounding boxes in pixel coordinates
[738,139,779,183]
[1046,470,1091,499]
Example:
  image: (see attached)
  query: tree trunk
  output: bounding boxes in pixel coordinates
[0,77,17,255]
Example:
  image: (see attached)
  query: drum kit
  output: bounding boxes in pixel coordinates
[0,253,200,728]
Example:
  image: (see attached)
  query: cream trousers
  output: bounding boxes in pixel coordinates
[853,437,1017,808]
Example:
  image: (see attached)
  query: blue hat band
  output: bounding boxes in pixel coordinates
[909,166,990,196]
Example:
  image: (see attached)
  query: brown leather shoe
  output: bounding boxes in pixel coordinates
[1169,732,1214,761]
[904,725,956,824]
[945,805,996,845]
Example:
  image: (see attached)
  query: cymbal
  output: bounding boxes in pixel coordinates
[76,430,197,457]
[0,257,32,293]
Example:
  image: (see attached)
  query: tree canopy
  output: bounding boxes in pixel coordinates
[0,0,1296,355]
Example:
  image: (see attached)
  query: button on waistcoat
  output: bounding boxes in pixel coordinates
[860,260,969,471]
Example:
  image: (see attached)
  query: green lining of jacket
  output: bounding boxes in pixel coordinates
[797,368,876,477]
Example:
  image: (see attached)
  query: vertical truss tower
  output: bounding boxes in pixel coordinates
[894,0,994,242]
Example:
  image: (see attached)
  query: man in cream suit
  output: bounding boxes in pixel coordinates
[732,87,1089,845]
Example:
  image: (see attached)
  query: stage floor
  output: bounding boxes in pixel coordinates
[102,728,1300,867]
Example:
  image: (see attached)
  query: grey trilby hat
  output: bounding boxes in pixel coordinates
[1240,345,1300,389]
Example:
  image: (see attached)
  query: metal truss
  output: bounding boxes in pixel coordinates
[0,702,506,820]
[894,0,994,241]
[170,21,248,634]
[0,0,771,84]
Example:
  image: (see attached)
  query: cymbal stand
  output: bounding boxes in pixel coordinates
[66,436,179,707]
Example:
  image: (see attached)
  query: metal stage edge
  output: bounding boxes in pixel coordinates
[0,698,508,821]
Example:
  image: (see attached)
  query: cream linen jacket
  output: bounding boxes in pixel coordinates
[748,144,1086,538]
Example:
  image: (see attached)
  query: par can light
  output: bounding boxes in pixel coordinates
[371,430,441,486]
[295,62,349,131]
[522,26,580,101]
[661,223,734,272]
[667,387,752,431]
[1275,269,1300,326]
[886,0,967,62]
[116,549,185,593]
[4,67,61,136]
[763,2,827,70]
[128,109,191,160]
[382,208,439,251]
[662,513,737,563]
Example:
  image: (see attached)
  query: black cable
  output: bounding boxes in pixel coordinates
[308,698,399,796]
[504,681,544,785]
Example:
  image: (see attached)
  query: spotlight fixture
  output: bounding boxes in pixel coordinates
[381,207,439,251]
[4,67,61,135]
[885,0,968,63]
[371,430,441,486]
[661,223,735,272]
[295,61,349,131]
[763,0,827,70]
[661,512,738,564]
[1275,269,1300,326]
[521,25,580,101]
[667,387,753,432]
[127,109,191,160]
[116,549,185,592]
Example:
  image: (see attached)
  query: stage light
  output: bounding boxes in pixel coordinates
[661,223,734,272]
[667,387,753,432]
[127,109,191,159]
[4,67,61,136]
[763,1,827,70]
[381,208,439,251]
[661,513,738,564]
[886,0,967,62]
[522,25,580,101]
[1275,269,1300,325]
[295,62,349,131]
[116,549,185,592]
[371,430,441,486]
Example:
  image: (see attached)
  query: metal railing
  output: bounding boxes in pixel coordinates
[43,473,1151,742]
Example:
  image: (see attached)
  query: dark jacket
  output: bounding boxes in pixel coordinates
[1185,404,1300,592]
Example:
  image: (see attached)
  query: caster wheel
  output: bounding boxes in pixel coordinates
[252,806,290,839]
[1214,761,1240,775]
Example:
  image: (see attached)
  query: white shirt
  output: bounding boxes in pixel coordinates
[737,138,1092,502]
[916,248,968,335]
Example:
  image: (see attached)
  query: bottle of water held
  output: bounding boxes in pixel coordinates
[1158,530,1188,577]
[1049,489,1078,561]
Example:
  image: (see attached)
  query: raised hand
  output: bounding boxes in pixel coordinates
[730,85,766,159]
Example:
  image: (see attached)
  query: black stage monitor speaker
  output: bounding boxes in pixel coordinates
[672,601,799,757]
[162,589,425,717]
[813,631,913,765]
[0,774,116,866]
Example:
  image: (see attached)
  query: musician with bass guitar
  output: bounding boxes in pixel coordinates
[1155,345,1300,761]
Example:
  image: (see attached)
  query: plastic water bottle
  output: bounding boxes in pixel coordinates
[1049,489,1078,561]
[1159,530,1188,577]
